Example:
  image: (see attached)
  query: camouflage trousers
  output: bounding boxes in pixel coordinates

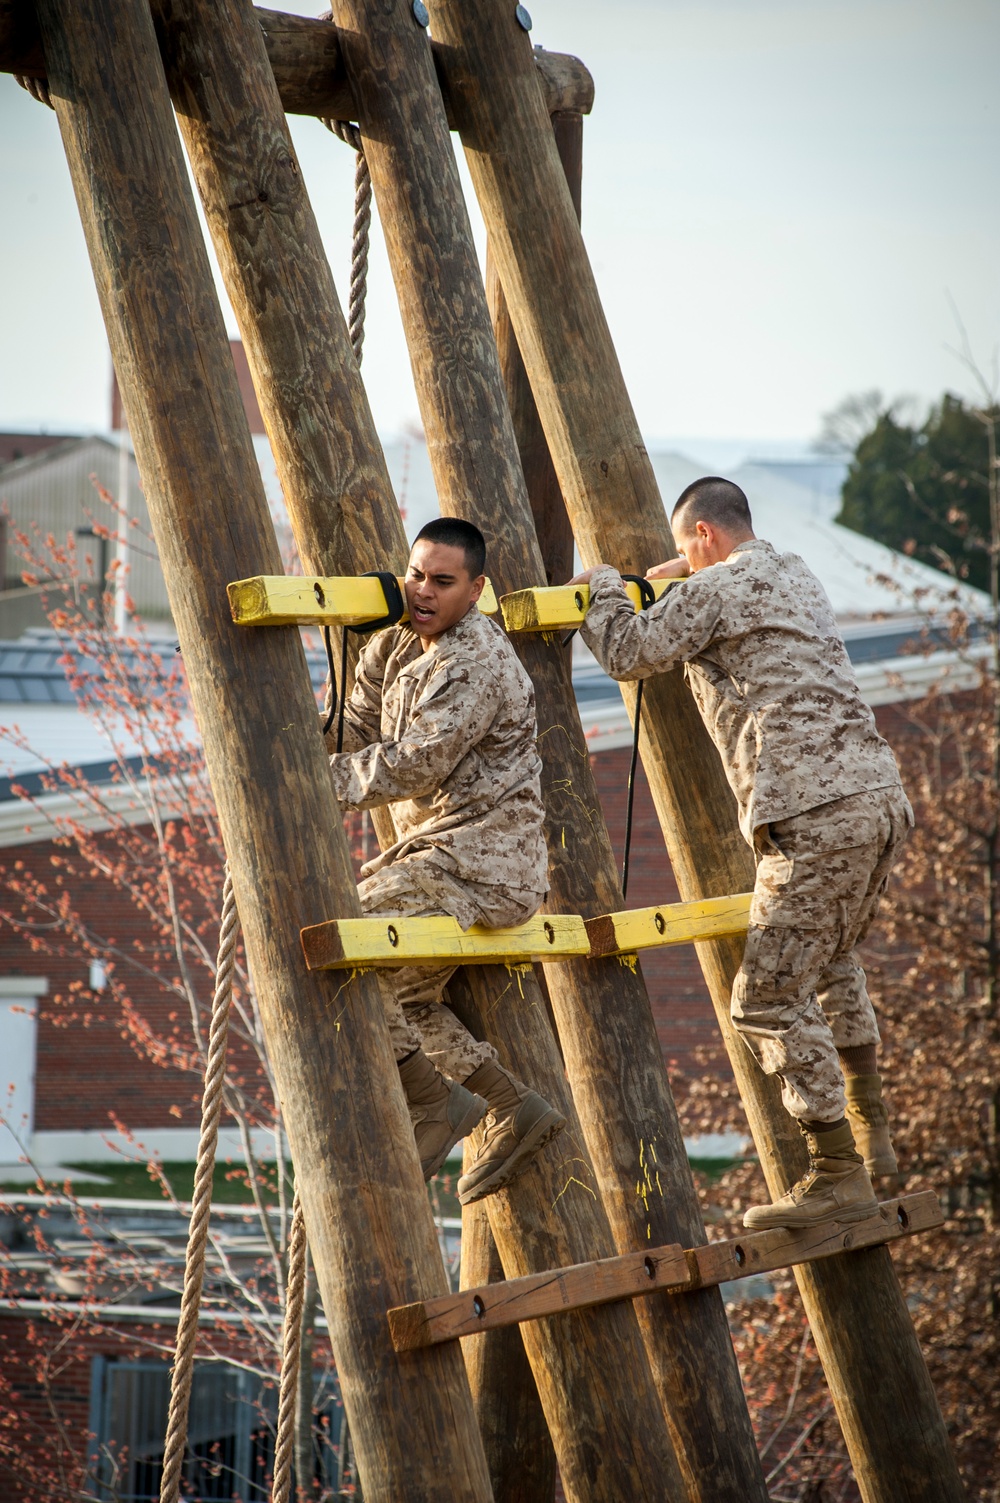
[732,785,913,1123]
[357,856,545,1081]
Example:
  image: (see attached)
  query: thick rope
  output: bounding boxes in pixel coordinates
[271,1191,309,1503]
[14,74,54,109]
[322,118,372,365]
[159,867,239,1503]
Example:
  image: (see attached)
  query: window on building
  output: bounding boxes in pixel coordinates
[88,1356,355,1501]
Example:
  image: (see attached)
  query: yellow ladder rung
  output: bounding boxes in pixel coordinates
[499,578,675,634]
[587,893,753,958]
[227,574,499,627]
[301,913,590,970]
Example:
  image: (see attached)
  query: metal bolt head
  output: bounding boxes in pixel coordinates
[412,0,429,26]
[515,4,532,31]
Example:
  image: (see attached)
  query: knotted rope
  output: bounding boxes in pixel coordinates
[157,870,311,1503]
[159,867,239,1503]
[271,1191,308,1503]
[14,73,53,109]
[322,118,372,365]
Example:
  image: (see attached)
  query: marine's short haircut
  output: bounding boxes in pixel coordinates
[671,476,753,535]
[413,517,487,578]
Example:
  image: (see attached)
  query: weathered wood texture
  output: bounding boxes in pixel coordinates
[426,3,965,1499]
[30,2,491,1500]
[484,110,581,589]
[0,0,593,118]
[152,1,680,1497]
[459,1185,557,1503]
[329,5,768,1499]
[393,1191,944,1349]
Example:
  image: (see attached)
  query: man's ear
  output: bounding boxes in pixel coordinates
[469,574,486,604]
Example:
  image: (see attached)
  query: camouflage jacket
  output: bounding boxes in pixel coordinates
[581,539,903,841]
[328,606,549,893]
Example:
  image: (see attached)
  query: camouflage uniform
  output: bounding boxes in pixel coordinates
[582,540,912,1122]
[329,607,548,1079]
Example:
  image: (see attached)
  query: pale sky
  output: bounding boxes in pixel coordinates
[1,0,997,453]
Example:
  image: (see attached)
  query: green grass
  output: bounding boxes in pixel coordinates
[686,1156,741,1184]
[0,1159,287,1206]
[0,1157,741,1209]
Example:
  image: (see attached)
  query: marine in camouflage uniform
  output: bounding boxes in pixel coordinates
[579,482,909,1227]
[330,604,549,1079]
[326,519,565,1204]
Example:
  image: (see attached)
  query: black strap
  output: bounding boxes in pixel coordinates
[347,571,405,636]
[321,571,406,753]
[618,575,657,899]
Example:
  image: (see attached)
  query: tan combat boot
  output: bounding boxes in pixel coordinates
[742,1121,878,1231]
[845,1073,898,1177]
[456,1059,566,1205]
[397,1049,488,1181]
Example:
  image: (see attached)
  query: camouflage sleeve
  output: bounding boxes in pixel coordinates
[328,660,497,811]
[338,633,387,755]
[580,564,723,681]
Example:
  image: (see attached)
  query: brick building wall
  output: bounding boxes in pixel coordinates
[0,835,207,1133]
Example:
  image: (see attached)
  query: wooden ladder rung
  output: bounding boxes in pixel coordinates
[227,574,499,627]
[499,578,675,634]
[586,893,754,958]
[387,1192,943,1351]
[300,913,590,970]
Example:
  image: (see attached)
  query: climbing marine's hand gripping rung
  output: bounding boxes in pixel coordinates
[499,577,674,634]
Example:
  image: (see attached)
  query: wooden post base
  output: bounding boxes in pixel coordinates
[389,1192,943,1352]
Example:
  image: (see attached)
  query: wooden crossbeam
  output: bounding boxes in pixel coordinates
[301,913,590,970]
[388,1243,691,1352]
[227,574,498,627]
[0,7,595,121]
[499,577,675,634]
[587,893,754,959]
[387,1192,943,1351]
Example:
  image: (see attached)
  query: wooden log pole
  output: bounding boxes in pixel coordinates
[485,109,581,588]
[459,1189,557,1503]
[150,3,680,1499]
[425,3,966,1499]
[325,5,767,1500]
[28,3,492,1499]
